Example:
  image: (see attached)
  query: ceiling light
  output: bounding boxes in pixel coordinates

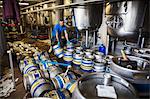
[19,2,29,6]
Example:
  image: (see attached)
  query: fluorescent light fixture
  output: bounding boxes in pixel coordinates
[19,2,29,6]
[0,6,2,7]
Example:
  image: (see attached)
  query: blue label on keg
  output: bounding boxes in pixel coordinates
[34,73,40,78]
[55,76,64,88]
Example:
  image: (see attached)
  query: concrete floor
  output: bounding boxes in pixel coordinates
[1,53,26,99]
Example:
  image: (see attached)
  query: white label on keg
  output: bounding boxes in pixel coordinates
[96,85,117,99]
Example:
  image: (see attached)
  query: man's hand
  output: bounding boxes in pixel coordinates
[64,30,69,41]
[67,41,71,45]
[57,41,60,46]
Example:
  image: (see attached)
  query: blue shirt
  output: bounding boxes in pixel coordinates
[52,24,67,37]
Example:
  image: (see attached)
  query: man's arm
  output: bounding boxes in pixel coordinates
[55,31,59,42]
[64,30,69,41]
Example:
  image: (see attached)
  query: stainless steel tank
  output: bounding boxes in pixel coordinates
[106,0,148,38]
[73,0,103,30]
[72,73,137,99]
[110,56,150,84]
[110,55,150,96]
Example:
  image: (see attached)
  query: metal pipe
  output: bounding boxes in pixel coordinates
[7,49,15,88]
[140,37,145,48]
[21,0,103,14]
[137,28,142,47]
[104,73,111,86]
[21,0,56,10]
[85,29,88,48]
[93,31,96,46]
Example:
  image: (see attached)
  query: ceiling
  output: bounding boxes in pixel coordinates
[0,0,46,8]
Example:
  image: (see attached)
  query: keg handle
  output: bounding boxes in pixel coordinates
[63,65,71,78]
[121,50,128,61]
[142,61,147,70]
[103,74,111,86]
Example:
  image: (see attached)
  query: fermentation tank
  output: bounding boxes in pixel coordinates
[106,0,149,38]
[73,0,103,30]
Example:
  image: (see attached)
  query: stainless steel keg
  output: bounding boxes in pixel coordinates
[72,73,137,99]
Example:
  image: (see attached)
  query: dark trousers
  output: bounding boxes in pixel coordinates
[51,37,67,48]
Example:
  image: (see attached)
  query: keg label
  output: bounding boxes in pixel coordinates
[96,85,117,99]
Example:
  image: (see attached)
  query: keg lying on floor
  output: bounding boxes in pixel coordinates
[53,45,63,58]
[30,78,55,97]
[51,75,65,89]
[19,57,35,73]
[23,63,39,74]
[110,56,150,96]
[48,66,62,78]
[39,60,53,70]
[64,80,77,93]
[51,72,77,89]
[72,73,137,99]
[61,72,77,84]
[23,70,51,91]
[44,88,71,99]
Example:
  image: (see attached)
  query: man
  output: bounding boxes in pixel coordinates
[51,19,70,47]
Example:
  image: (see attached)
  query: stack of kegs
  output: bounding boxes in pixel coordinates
[80,50,94,72]
[73,53,83,68]
[93,52,106,72]
[75,47,83,54]
[63,51,73,64]
[53,45,63,58]
[81,56,94,72]
[66,43,74,52]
